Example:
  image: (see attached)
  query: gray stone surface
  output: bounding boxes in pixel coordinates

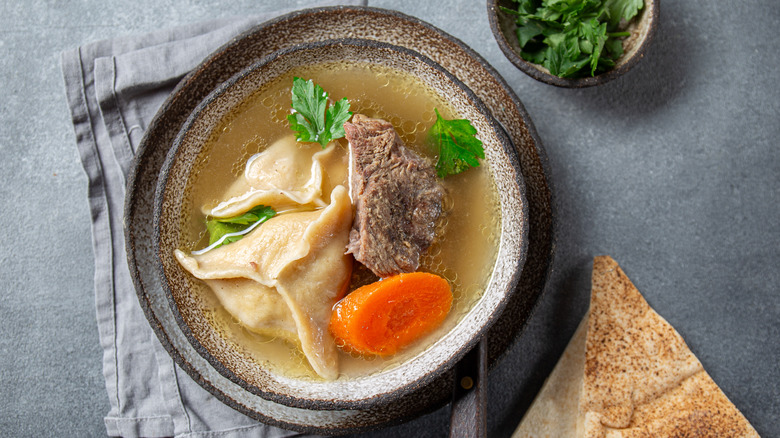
[0,0,777,437]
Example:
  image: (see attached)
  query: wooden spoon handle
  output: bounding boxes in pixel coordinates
[449,337,487,438]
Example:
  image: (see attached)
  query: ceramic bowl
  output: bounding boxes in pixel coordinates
[153,38,527,411]
[487,0,659,87]
[126,6,555,433]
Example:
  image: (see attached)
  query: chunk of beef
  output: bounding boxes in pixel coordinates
[344,114,444,278]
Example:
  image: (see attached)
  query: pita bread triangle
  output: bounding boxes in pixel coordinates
[513,256,759,438]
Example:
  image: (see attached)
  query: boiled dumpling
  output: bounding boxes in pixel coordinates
[203,278,298,342]
[206,135,348,217]
[176,186,353,379]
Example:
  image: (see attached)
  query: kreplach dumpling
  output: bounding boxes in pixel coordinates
[176,185,352,379]
[204,278,298,343]
[206,135,348,218]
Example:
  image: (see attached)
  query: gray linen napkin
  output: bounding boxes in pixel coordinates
[61,2,364,437]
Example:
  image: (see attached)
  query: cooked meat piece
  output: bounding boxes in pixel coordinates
[344,114,444,278]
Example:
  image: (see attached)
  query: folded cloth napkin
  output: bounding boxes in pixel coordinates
[61,2,364,437]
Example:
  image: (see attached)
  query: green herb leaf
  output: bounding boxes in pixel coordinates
[324,97,351,143]
[216,205,276,225]
[579,18,608,75]
[205,205,276,248]
[286,77,352,147]
[206,221,243,246]
[604,36,624,58]
[604,0,643,25]
[430,109,485,178]
[522,47,548,64]
[516,19,546,48]
[510,0,540,16]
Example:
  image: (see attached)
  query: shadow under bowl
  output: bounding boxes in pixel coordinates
[487,0,659,88]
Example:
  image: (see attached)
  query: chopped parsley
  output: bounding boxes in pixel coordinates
[501,0,644,78]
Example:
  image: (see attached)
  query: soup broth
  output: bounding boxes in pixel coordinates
[179,61,501,380]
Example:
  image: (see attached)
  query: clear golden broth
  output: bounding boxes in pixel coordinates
[179,61,501,380]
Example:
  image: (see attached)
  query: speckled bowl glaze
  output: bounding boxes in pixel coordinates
[154,37,526,412]
[126,6,555,434]
[488,0,659,87]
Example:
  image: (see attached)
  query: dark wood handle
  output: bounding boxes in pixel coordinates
[449,337,487,438]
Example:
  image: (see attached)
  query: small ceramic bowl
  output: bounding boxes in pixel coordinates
[153,38,527,411]
[487,0,659,87]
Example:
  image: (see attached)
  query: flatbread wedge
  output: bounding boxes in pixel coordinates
[514,256,760,438]
[512,313,588,438]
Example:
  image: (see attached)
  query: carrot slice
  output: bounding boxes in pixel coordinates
[329,272,453,356]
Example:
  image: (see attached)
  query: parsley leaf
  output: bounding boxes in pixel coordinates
[430,109,485,178]
[516,20,545,47]
[604,0,643,26]
[205,205,276,249]
[287,77,352,147]
[501,0,644,78]
[206,221,244,246]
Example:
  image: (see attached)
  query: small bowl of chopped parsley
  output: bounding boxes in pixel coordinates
[488,0,659,87]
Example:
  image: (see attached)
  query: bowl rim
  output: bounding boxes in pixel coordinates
[487,0,660,88]
[152,37,528,411]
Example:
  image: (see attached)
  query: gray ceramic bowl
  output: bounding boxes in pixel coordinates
[153,38,527,412]
[126,6,555,433]
[488,0,659,87]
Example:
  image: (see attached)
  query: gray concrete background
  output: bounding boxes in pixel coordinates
[1,0,777,436]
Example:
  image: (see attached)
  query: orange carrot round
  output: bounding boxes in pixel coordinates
[329,272,453,356]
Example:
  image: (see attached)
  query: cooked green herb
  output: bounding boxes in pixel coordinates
[500,0,643,78]
[430,108,485,178]
[204,205,276,250]
[287,77,352,147]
